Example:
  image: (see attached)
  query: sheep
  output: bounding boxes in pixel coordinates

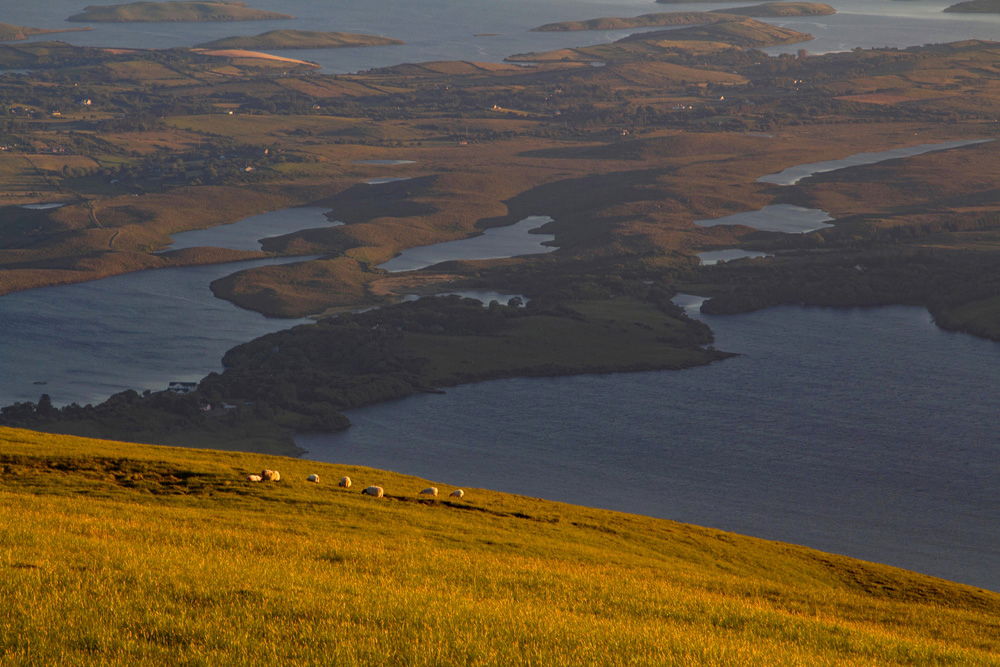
[261,469,280,482]
[246,474,262,483]
[419,487,438,497]
[338,476,352,488]
[362,486,384,498]
[306,474,320,483]
[450,489,465,499]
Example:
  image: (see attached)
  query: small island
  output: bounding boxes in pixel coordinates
[0,22,92,41]
[533,12,730,32]
[67,1,294,22]
[720,2,836,17]
[196,30,403,50]
[944,0,1000,11]
[533,4,834,32]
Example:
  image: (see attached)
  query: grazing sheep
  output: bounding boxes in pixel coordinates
[338,476,352,488]
[419,487,438,497]
[261,469,280,482]
[450,489,465,499]
[362,486,384,498]
[247,474,263,483]
[307,474,319,483]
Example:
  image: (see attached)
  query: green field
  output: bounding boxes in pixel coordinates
[1,426,996,665]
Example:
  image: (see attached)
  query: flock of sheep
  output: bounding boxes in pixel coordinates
[245,470,466,499]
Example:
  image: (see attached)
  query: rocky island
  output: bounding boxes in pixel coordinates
[196,29,403,50]
[67,1,293,22]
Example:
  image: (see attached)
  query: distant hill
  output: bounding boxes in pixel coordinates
[196,30,403,50]
[0,22,91,41]
[67,1,294,22]
[620,17,813,48]
[1,426,997,664]
[944,0,1000,11]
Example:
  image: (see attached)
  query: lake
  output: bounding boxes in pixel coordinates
[759,140,993,186]
[163,206,338,252]
[299,301,1000,591]
[697,249,772,265]
[379,216,556,272]
[696,204,833,234]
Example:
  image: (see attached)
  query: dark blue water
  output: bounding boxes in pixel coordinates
[0,255,316,407]
[299,302,1000,590]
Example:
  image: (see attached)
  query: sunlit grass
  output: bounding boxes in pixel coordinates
[0,426,996,665]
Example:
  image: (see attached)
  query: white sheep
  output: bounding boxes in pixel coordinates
[306,474,320,483]
[247,474,262,483]
[261,469,280,482]
[450,489,465,499]
[419,487,438,497]
[362,486,384,498]
[338,476,352,488]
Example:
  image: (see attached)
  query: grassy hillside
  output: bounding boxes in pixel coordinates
[0,426,997,664]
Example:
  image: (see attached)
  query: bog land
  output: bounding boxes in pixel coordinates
[0,17,997,451]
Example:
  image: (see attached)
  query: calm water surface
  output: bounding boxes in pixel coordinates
[0,256,316,407]
[698,249,772,265]
[379,216,556,272]
[300,302,1000,590]
[759,140,993,186]
[696,204,833,234]
[165,206,338,251]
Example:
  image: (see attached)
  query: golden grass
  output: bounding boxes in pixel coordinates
[0,426,997,665]
[193,49,319,68]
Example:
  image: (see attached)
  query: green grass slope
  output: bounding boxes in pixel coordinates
[0,426,997,665]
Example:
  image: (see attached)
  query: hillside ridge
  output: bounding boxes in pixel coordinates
[0,426,997,664]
